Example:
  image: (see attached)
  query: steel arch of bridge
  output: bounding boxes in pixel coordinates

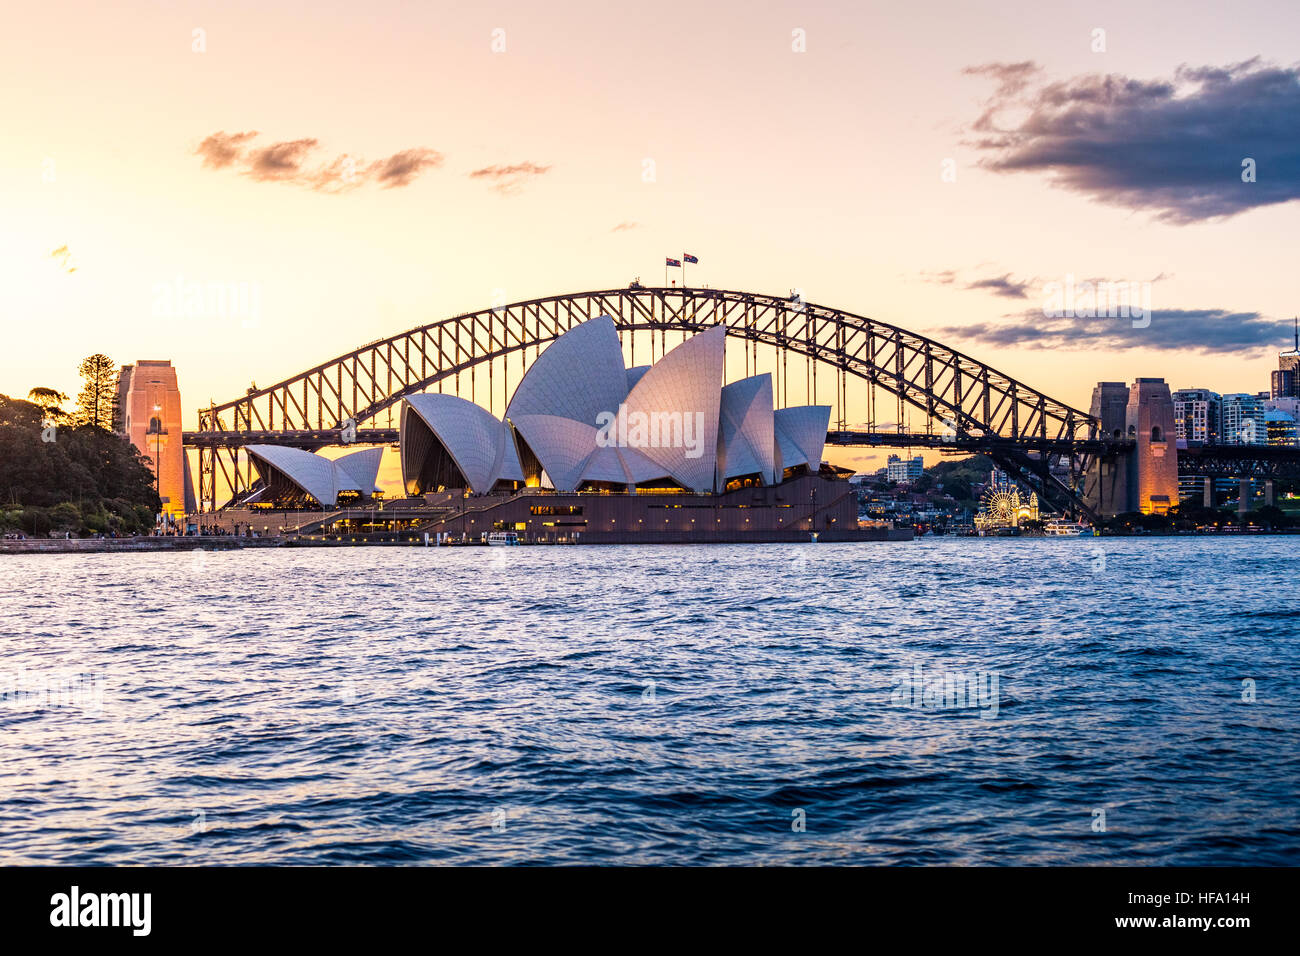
[189,286,1107,514]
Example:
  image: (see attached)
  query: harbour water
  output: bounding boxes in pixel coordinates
[1,538,1295,865]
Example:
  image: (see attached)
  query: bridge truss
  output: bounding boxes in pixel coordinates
[1177,445,1300,481]
[187,286,1112,516]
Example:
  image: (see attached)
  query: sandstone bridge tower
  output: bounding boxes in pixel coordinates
[1084,378,1179,516]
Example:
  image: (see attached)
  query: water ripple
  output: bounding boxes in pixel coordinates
[0,538,1296,865]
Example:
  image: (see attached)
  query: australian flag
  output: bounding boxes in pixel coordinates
[683,253,698,264]
[665,257,681,267]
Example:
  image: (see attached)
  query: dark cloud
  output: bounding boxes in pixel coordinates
[963,273,1032,299]
[196,132,441,192]
[917,268,1031,298]
[246,138,319,181]
[371,148,444,188]
[964,58,1300,222]
[195,130,260,169]
[938,308,1290,354]
[469,161,552,194]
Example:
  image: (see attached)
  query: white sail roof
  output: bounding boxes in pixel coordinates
[620,325,724,493]
[402,392,508,494]
[718,374,776,487]
[506,314,626,428]
[579,442,668,486]
[245,445,341,507]
[333,447,384,494]
[510,414,600,492]
[774,405,831,472]
[499,427,526,482]
[625,365,651,392]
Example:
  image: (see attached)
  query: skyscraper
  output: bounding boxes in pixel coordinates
[1273,317,1300,399]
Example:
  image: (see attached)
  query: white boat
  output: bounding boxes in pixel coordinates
[487,531,521,546]
[1043,520,1092,536]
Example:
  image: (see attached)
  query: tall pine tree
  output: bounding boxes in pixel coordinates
[74,354,118,431]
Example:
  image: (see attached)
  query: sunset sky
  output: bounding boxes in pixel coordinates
[3,0,1298,483]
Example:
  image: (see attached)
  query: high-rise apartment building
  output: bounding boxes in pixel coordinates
[1171,388,1220,444]
[886,454,924,483]
[1273,317,1299,399]
[1220,393,1268,445]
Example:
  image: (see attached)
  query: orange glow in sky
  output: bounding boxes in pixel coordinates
[3,1,1297,487]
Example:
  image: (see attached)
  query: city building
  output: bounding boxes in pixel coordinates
[1220,393,1268,445]
[1266,396,1300,422]
[886,454,924,484]
[116,360,187,518]
[1171,388,1220,444]
[1178,475,1207,504]
[1273,317,1300,399]
[1263,408,1298,447]
[1178,475,1261,507]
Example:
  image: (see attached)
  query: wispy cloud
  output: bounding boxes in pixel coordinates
[963,273,1032,299]
[938,308,1289,354]
[918,268,1032,298]
[964,59,1300,222]
[469,161,552,195]
[194,131,442,192]
[195,130,260,169]
[611,221,640,232]
[370,148,443,188]
[246,137,319,182]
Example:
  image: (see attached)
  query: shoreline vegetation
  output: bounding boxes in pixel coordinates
[2,358,161,539]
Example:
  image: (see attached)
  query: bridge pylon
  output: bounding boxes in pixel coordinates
[1084,378,1179,517]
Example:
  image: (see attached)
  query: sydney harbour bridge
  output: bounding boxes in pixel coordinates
[184,285,1299,520]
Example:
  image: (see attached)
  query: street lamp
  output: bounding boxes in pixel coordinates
[146,402,165,532]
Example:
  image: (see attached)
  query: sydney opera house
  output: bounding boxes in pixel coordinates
[242,446,384,509]
[231,317,896,542]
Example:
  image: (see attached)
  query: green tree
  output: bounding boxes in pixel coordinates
[73,354,118,431]
[27,387,70,424]
[0,392,158,534]
[0,507,21,532]
[49,502,82,532]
